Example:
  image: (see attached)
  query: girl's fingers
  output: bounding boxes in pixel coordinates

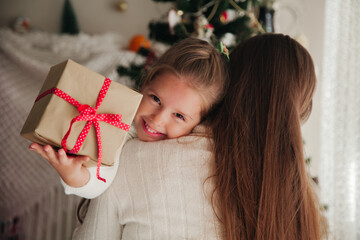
[29,143,44,153]
[58,148,67,162]
[70,155,90,166]
[43,145,58,163]
[29,142,40,149]
[77,156,90,164]
[58,148,89,166]
[29,143,50,160]
[30,144,90,166]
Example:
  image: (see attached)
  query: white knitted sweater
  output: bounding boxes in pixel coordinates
[72,131,223,240]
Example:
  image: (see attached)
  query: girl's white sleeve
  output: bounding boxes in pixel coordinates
[60,153,120,199]
[60,125,137,199]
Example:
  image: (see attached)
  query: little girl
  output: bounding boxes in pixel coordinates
[29,37,229,198]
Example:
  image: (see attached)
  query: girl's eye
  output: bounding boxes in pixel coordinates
[150,95,161,104]
[175,113,185,121]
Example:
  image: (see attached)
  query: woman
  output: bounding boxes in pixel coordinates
[73,33,326,240]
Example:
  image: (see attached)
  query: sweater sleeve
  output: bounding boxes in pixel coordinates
[60,163,117,199]
[61,125,137,199]
[72,180,124,240]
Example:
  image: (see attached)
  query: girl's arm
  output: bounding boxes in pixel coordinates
[29,125,137,199]
[61,160,119,199]
[61,125,137,198]
[29,142,119,198]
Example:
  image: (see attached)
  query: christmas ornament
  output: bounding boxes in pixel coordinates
[194,15,214,41]
[220,9,237,24]
[116,0,128,12]
[128,35,151,52]
[12,17,31,33]
[204,23,214,40]
[220,33,236,48]
[168,8,181,35]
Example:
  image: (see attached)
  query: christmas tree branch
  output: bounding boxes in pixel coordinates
[207,0,221,22]
[229,0,265,34]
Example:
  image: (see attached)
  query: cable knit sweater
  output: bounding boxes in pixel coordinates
[72,130,223,240]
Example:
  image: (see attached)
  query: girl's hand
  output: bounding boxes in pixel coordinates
[29,143,90,187]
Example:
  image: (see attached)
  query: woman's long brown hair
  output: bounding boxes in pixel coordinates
[210,33,325,239]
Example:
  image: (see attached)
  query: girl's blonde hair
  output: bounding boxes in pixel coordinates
[210,33,327,240]
[140,37,229,118]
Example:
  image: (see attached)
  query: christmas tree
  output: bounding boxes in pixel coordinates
[148,0,269,48]
[61,0,80,35]
[118,0,276,88]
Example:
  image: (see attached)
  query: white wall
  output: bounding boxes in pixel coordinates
[0,0,171,43]
[278,0,325,177]
[0,0,325,176]
[302,0,325,178]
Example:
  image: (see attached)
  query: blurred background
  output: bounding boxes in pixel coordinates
[0,0,358,239]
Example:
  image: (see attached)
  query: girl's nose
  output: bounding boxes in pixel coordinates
[151,109,166,126]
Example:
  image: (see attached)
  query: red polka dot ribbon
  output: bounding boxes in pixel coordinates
[35,78,130,182]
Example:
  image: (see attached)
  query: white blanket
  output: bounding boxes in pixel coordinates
[0,28,142,240]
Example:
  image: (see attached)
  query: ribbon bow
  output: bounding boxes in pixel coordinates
[35,78,130,182]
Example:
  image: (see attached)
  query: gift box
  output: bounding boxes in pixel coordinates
[21,59,142,181]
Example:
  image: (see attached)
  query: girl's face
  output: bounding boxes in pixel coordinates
[134,71,205,142]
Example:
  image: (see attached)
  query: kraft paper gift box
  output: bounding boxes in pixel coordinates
[21,59,142,179]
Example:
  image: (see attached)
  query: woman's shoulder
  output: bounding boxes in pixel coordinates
[120,124,212,168]
[112,125,221,240]
[126,124,211,150]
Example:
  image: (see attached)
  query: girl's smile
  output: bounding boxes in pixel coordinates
[142,119,164,136]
